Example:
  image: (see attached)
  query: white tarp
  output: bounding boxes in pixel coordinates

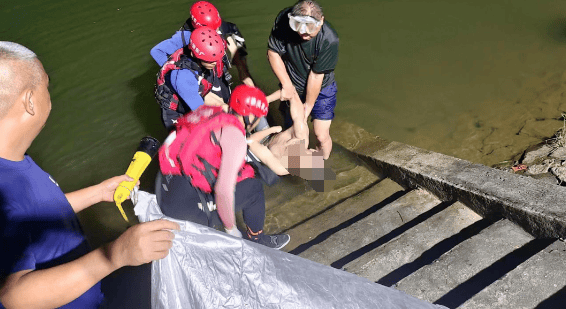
[133,191,447,309]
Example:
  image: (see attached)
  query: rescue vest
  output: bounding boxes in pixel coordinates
[155,47,231,114]
[158,105,255,193]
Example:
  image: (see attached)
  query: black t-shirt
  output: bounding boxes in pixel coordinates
[268,7,339,95]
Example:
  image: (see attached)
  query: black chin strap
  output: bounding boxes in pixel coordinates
[243,115,260,138]
[229,109,260,138]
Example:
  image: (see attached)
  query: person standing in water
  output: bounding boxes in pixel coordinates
[268,0,339,160]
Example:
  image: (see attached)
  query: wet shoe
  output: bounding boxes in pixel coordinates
[251,233,291,250]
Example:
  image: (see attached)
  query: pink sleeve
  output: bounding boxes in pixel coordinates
[214,126,247,229]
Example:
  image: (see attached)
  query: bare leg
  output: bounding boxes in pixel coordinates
[313,119,332,160]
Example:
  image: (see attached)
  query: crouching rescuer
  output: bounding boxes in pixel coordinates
[156,85,290,249]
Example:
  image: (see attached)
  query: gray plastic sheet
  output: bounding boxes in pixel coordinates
[133,191,447,309]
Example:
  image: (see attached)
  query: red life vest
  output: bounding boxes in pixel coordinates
[158,105,255,193]
[155,48,214,113]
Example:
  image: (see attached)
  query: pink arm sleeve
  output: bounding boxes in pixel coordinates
[215,126,247,229]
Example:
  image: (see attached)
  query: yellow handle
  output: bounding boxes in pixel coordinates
[113,151,152,222]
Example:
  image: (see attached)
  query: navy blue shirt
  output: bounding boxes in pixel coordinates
[0,155,103,309]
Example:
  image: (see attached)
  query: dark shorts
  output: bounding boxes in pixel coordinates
[309,81,337,121]
[280,81,338,128]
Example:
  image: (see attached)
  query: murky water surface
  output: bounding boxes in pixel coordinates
[3,0,566,241]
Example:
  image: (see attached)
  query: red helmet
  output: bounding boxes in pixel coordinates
[229,85,269,118]
[189,27,225,62]
[190,1,222,30]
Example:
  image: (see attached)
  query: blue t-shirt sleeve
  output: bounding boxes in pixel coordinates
[170,69,204,111]
[150,31,191,66]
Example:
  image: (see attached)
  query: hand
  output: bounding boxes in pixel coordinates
[248,126,282,144]
[106,219,180,268]
[225,226,242,238]
[97,175,136,203]
[280,84,297,101]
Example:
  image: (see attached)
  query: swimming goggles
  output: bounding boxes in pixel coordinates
[288,13,322,34]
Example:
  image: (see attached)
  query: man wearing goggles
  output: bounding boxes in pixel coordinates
[288,13,323,35]
[268,0,339,160]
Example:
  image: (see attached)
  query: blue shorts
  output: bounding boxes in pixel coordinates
[309,81,337,121]
[281,81,337,128]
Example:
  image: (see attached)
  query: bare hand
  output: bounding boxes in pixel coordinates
[280,84,297,102]
[107,219,180,268]
[98,175,135,203]
[248,126,282,144]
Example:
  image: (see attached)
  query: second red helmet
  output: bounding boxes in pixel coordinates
[189,27,225,62]
[229,85,269,118]
[190,1,222,30]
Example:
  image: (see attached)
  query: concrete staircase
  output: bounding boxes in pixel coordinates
[268,121,566,308]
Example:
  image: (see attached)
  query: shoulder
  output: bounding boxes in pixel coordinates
[274,7,292,24]
[321,22,339,46]
[171,66,198,82]
[272,7,293,34]
[217,123,246,151]
[270,7,296,45]
[0,156,38,213]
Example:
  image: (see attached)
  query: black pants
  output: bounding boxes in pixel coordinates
[156,173,266,232]
[161,108,183,131]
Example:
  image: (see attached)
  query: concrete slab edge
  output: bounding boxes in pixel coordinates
[350,140,566,238]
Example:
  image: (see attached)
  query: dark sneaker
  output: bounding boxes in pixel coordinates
[252,233,291,250]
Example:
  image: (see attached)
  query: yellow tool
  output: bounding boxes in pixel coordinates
[114,137,161,222]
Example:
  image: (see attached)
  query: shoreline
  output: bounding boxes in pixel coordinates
[494,115,566,186]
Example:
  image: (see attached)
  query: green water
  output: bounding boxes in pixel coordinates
[4,0,566,240]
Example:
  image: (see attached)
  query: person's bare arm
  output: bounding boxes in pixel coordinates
[266,90,281,103]
[232,49,254,86]
[267,50,295,101]
[247,127,289,176]
[215,127,247,231]
[65,175,133,213]
[0,220,179,309]
[303,71,324,122]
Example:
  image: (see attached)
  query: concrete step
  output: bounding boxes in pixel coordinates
[459,239,566,309]
[297,188,443,266]
[343,201,483,282]
[284,178,404,253]
[395,219,534,305]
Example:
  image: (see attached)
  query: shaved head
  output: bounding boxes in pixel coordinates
[0,42,42,120]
